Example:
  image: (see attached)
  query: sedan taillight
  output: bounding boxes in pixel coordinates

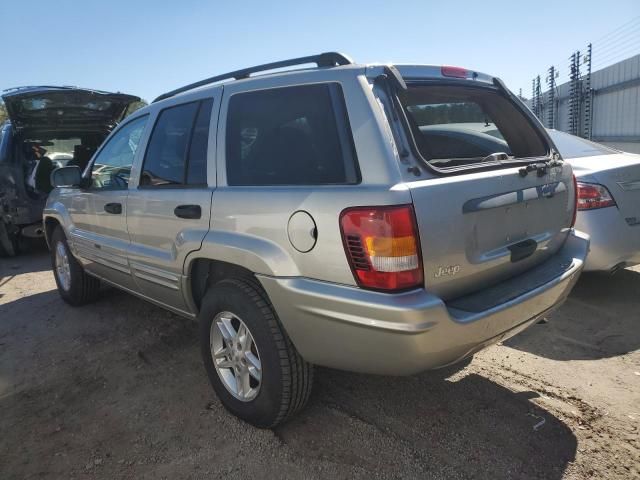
[576,182,617,210]
[340,205,423,291]
[571,174,578,227]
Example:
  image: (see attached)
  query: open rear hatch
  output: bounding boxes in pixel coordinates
[390,70,576,301]
[1,87,140,134]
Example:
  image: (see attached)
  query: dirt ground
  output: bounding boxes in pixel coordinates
[1,249,638,479]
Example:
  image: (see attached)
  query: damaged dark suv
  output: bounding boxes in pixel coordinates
[0,86,140,256]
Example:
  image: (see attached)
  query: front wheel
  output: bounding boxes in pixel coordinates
[199,278,313,428]
[50,226,100,306]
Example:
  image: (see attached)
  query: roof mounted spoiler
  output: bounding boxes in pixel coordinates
[153,52,354,103]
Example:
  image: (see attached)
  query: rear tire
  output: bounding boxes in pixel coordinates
[199,278,313,428]
[50,226,100,306]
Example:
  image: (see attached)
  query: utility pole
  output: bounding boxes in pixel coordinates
[535,75,542,119]
[583,43,593,139]
[547,66,556,129]
[569,51,582,136]
[576,50,581,135]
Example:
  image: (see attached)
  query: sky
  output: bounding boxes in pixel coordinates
[1,0,638,102]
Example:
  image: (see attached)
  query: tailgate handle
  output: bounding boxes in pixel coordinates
[508,239,538,262]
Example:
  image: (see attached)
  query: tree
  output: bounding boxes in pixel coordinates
[0,101,7,125]
[123,99,148,118]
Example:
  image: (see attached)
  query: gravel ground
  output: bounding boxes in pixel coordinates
[1,249,638,479]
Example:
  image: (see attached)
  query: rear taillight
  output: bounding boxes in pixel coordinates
[340,205,423,291]
[576,181,617,210]
[441,66,468,78]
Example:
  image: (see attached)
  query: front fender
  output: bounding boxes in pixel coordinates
[43,190,74,247]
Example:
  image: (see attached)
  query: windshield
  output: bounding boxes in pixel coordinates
[400,84,548,169]
[547,130,619,158]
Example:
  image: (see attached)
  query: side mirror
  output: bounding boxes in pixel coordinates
[51,166,82,188]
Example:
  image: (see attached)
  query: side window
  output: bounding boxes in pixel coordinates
[90,115,148,190]
[141,102,198,186]
[225,83,360,186]
[140,98,213,187]
[187,98,214,185]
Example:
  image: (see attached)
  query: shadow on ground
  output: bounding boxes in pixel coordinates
[506,268,640,360]
[1,283,577,479]
[0,244,50,283]
[277,367,577,479]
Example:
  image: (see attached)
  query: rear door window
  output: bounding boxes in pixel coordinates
[400,85,548,169]
[186,98,214,185]
[141,98,212,187]
[225,83,359,186]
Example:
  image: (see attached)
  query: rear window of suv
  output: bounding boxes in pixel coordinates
[225,83,360,186]
[400,85,548,169]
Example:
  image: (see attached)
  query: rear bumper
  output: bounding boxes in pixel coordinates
[258,230,589,375]
[575,207,640,272]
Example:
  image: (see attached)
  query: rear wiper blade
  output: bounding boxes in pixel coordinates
[518,158,564,177]
[481,152,513,163]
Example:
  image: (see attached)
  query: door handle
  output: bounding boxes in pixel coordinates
[104,202,122,214]
[174,204,201,219]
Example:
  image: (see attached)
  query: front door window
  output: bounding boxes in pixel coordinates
[90,115,148,190]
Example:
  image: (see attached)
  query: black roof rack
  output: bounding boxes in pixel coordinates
[153,52,353,103]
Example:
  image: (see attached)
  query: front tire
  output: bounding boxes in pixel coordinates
[50,226,100,306]
[199,278,313,428]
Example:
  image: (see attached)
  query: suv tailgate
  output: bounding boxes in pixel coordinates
[408,167,574,299]
[390,75,575,300]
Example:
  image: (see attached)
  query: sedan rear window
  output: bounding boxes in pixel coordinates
[547,130,618,158]
[400,85,548,169]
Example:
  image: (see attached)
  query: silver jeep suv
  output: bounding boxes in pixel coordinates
[44,53,589,427]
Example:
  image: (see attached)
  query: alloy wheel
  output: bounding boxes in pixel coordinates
[55,241,71,291]
[210,311,262,401]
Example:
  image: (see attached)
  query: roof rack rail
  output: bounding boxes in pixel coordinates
[153,52,353,103]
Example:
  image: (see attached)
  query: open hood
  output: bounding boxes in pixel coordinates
[1,86,140,134]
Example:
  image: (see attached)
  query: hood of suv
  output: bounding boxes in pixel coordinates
[1,86,140,134]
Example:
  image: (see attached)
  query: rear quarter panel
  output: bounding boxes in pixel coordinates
[194,67,412,285]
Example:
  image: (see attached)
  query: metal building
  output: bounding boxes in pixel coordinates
[532,54,640,153]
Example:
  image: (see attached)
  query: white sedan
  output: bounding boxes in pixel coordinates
[548,130,640,273]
